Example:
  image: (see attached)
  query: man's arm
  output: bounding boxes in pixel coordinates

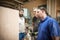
[52,36,59,40]
[49,20,60,40]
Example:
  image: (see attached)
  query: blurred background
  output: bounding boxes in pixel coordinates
[0,0,60,40]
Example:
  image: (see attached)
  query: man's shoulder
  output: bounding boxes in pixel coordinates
[47,17,58,25]
[48,17,56,22]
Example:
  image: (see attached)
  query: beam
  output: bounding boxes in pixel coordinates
[0,0,23,10]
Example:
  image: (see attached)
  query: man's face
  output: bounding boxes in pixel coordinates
[33,9,43,18]
[33,11,36,16]
[19,10,24,17]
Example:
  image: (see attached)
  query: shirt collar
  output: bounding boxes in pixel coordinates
[40,16,49,23]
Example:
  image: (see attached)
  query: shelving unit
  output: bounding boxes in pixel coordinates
[0,0,23,10]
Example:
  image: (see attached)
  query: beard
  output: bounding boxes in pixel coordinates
[19,14,23,17]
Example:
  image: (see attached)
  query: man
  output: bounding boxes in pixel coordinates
[33,5,60,40]
[19,9,26,40]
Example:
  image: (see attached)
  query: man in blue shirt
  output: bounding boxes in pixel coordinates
[33,5,60,40]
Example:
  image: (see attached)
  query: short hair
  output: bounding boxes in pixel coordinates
[38,5,49,16]
[33,8,37,11]
[38,5,47,9]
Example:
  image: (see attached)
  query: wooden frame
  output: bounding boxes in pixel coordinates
[56,10,60,24]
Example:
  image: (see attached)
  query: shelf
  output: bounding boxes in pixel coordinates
[0,0,23,10]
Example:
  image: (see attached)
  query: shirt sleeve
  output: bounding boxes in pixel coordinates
[49,20,59,37]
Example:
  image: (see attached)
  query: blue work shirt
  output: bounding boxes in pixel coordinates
[37,16,59,40]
